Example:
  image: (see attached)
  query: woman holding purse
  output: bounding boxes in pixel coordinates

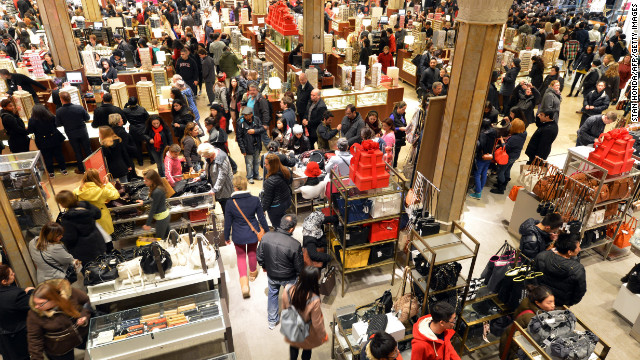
[224,176,269,298]
[29,223,78,284]
[491,119,527,195]
[73,169,120,240]
[26,279,92,360]
[137,169,170,239]
[0,264,34,360]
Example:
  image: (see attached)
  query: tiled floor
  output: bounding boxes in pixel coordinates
[42,75,639,359]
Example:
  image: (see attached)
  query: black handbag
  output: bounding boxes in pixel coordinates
[319,266,336,296]
[368,242,395,264]
[39,251,77,284]
[430,262,462,291]
[414,215,440,236]
[173,179,187,195]
[139,242,172,275]
[367,314,388,336]
[83,258,119,286]
[336,225,370,246]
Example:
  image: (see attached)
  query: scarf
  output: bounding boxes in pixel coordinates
[302,210,325,239]
[152,125,164,152]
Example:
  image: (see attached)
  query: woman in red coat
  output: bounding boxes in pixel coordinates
[386,28,396,54]
[378,46,394,75]
[619,55,631,91]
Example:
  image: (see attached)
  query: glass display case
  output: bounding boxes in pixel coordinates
[321,87,388,111]
[269,28,295,52]
[402,60,416,77]
[87,290,230,359]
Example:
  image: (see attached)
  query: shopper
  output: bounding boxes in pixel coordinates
[73,169,120,241]
[175,48,199,94]
[580,81,610,126]
[412,302,461,360]
[567,46,594,97]
[282,266,328,359]
[98,126,132,184]
[365,110,381,135]
[324,138,352,181]
[528,56,544,90]
[123,96,150,166]
[163,144,184,187]
[540,66,564,93]
[170,98,195,140]
[55,92,91,173]
[27,104,67,177]
[257,214,304,330]
[55,190,106,265]
[390,101,407,167]
[27,279,92,360]
[181,122,202,172]
[380,117,396,150]
[525,110,558,164]
[1,98,29,153]
[237,106,264,183]
[378,46,394,75]
[176,80,201,125]
[136,169,171,239]
[227,77,245,129]
[576,112,617,147]
[499,58,521,115]
[197,143,234,214]
[262,154,293,229]
[100,58,118,84]
[28,222,77,284]
[469,119,496,200]
[209,33,225,72]
[491,119,527,194]
[359,38,373,70]
[245,83,271,147]
[198,48,215,104]
[499,285,555,360]
[341,104,365,147]
[302,211,333,266]
[601,63,620,104]
[419,58,440,97]
[287,124,311,155]
[519,212,562,260]
[108,114,137,177]
[296,73,313,122]
[145,114,173,177]
[212,76,229,113]
[0,264,34,360]
[303,89,327,149]
[619,55,631,92]
[317,111,340,151]
[360,331,402,360]
[224,176,269,298]
[0,69,46,103]
[575,59,601,98]
[539,80,562,123]
[533,234,587,307]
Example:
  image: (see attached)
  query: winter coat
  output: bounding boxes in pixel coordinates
[122,105,149,136]
[504,132,527,162]
[390,110,407,146]
[112,125,136,161]
[281,285,327,350]
[525,120,558,161]
[213,84,229,112]
[577,115,606,146]
[0,283,32,336]
[484,106,500,123]
[476,129,496,160]
[317,123,339,151]
[341,112,365,146]
[581,67,600,95]
[282,108,297,130]
[6,73,46,99]
[223,191,269,245]
[237,116,264,154]
[324,150,353,181]
[572,51,594,72]
[164,153,184,187]
[510,85,541,126]
[201,55,216,83]
[499,298,544,359]
[533,250,587,307]
[219,51,242,78]
[420,66,440,93]
[26,279,91,360]
[201,150,234,200]
[144,124,173,150]
[359,46,372,69]
[181,87,200,123]
[28,114,65,150]
[257,228,304,281]
[539,88,562,123]
[287,134,311,155]
[252,93,272,126]
[1,109,30,152]
[541,73,564,93]
[518,218,553,260]
[296,82,314,118]
[59,201,106,264]
[101,139,132,179]
[262,170,293,209]
[378,52,394,74]
[73,182,120,235]
[411,315,461,360]
[171,108,195,140]
[528,62,544,90]
[55,104,90,139]
[581,89,610,116]
[28,240,74,284]
[602,74,620,101]
[182,135,201,169]
[209,41,226,65]
[304,99,328,140]
[500,65,521,96]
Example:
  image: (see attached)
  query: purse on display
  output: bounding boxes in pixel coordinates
[188,234,217,269]
[480,241,516,293]
[334,197,372,223]
[370,193,403,218]
[527,310,577,344]
[392,267,420,326]
[138,242,173,275]
[430,262,462,291]
[336,225,371,246]
[612,216,637,248]
[83,255,121,286]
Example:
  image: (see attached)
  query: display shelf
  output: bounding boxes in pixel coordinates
[112,200,213,224]
[584,217,623,231]
[457,294,510,352]
[582,237,614,251]
[331,306,361,359]
[328,227,397,250]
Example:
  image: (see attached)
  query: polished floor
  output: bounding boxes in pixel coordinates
[40,73,639,360]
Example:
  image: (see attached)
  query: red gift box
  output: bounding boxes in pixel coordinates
[350,142,384,167]
[349,140,390,190]
[369,219,399,243]
[352,172,390,191]
[588,128,636,176]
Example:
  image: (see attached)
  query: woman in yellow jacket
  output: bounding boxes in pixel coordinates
[73,169,120,236]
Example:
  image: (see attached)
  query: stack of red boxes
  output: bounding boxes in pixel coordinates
[349,140,390,191]
[265,1,299,36]
[587,128,636,176]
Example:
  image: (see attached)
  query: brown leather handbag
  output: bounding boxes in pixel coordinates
[233,199,265,242]
[610,178,634,200]
[44,322,88,356]
[392,266,420,326]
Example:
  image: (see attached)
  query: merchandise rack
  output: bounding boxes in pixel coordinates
[563,150,640,259]
[456,293,509,353]
[328,165,408,297]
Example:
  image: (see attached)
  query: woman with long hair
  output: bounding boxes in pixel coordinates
[98,126,132,183]
[227,77,244,131]
[27,279,91,360]
[602,62,621,104]
[528,56,544,90]
[100,58,117,84]
[28,104,67,177]
[491,119,527,194]
[170,98,195,140]
[619,55,631,93]
[389,101,407,167]
[224,176,269,298]
[42,52,55,74]
[73,168,120,238]
[144,115,173,177]
[0,264,34,360]
[29,222,77,284]
[262,154,293,229]
[181,122,202,172]
[365,110,381,136]
[137,169,170,238]
[123,96,151,166]
[281,267,327,360]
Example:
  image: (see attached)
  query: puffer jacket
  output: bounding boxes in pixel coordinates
[26,279,91,360]
[73,184,119,235]
[581,89,610,116]
[518,218,552,260]
[538,88,562,123]
[533,250,587,307]
[58,201,106,264]
[29,239,75,284]
[257,228,304,281]
[262,170,293,209]
[411,315,461,360]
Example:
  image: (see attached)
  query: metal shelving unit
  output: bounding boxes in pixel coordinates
[457,294,508,353]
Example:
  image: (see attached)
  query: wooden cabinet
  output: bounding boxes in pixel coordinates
[397,50,418,88]
[265,38,290,80]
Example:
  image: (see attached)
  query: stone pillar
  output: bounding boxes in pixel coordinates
[253,0,268,15]
[81,0,102,22]
[303,0,325,55]
[387,0,403,10]
[36,0,83,71]
[426,0,513,223]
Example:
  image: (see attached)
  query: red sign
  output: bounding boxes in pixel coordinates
[83,148,108,180]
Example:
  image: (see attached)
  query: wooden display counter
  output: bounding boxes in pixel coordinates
[397,49,418,88]
[321,85,404,128]
[326,53,344,81]
[330,20,351,39]
[265,38,290,79]
[243,30,265,52]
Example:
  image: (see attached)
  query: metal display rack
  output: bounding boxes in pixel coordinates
[327,165,407,297]
[457,294,509,353]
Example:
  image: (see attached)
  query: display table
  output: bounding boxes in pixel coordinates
[397,49,417,88]
[320,85,404,128]
[507,187,541,238]
[613,283,640,323]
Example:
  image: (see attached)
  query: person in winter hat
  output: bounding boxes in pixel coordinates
[411,302,461,360]
[304,161,322,186]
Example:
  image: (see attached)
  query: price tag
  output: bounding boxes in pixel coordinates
[257,17,265,24]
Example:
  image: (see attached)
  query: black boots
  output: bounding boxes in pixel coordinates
[622,263,640,283]
[490,182,507,194]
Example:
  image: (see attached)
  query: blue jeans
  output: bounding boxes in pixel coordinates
[474,159,491,193]
[497,159,516,186]
[267,277,296,325]
[245,150,261,179]
[261,128,271,148]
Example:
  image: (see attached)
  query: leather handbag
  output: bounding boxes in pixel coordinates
[39,252,77,284]
[303,248,323,268]
[233,199,265,242]
[612,216,637,248]
[83,253,123,286]
[43,323,88,356]
[189,234,217,269]
[319,266,336,296]
[393,266,420,326]
[138,242,172,275]
[609,178,633,199]
[493,139,509,165]
[431,262,462,291]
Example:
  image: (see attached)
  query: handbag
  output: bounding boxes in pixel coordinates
[188,234,217,269]
[138,242,172,275]
[39,251,77,284]
[161,177,176,198]
[527,310,577,344]
[393,266,420,326]
[493,139,509,165]
[613,216,637,248]
[546,331,599,360]
[370,193,403,218]
[367,314,389,336]
[280,285,316,343]
[233,199,265,242]
[319,266,336,296]
[83,256,119,286]
[43,323,88,356]
[431,262,462,291]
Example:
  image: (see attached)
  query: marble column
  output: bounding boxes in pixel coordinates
[303,0,325,55]
[424,0,513,223]
[81,0,102,22]
[36,0,82,70]
[253,0,268,15]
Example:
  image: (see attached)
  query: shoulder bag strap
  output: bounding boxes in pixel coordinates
[40,251,65,273]
[233,199,260,236]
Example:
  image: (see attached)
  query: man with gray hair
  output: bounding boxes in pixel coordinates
[324,137,353,181]
[257,214,304,329]
[576,111,617,147]
[303,89,327,148]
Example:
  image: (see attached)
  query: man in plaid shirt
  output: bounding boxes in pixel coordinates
[563,37,581,76]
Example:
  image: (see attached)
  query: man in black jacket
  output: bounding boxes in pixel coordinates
[237,107,264,184]
[533,234,587,307]
[55,92,91,173]
[0,98,29,153]
[0,69,47,103]
[541,66,564,93]
[525,110,558,164]
[580,81,610,126]
[341,104,365,146]
[113,34,133,55]
[257,214,303,329]
[519,213,562,260]
[296,73,313,122]
[576,112,616,146]
[303,89,327,149]
[92,93,127,128]
[419,58,439,97]
[175,48,199,94]
[247,83,271,147]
